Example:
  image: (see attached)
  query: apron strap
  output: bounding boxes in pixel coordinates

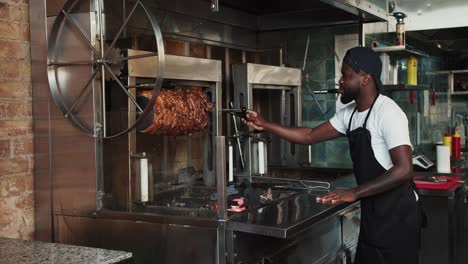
[346,93,380,132]
[346,107,358,134]
[362,93,380,129]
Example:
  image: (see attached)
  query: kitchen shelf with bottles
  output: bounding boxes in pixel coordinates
[427,70,468,95]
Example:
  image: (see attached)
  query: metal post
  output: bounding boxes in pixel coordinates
[216,136,227,264]
[216,136,228,220]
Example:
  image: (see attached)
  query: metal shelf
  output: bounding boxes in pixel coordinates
[452,92,468,95]
[373,45,429,57]
[428,70,468,95]
[382,84,430,92]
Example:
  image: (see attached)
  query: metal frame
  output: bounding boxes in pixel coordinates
[450,70,468,95]
[117,51,226,263]
[124,49,224,214]
[232,63,303,179]
[47,0,165,139]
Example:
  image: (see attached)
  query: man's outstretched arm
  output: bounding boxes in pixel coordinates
[242,110,343,145]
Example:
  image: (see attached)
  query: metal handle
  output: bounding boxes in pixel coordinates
[229,102,245,169]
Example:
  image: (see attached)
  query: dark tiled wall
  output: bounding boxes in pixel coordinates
[259,25,358,168]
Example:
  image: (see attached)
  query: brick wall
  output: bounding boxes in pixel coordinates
[0,0,34,240]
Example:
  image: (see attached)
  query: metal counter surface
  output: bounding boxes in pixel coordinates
[0,237,132,264]
[227,174,358,239]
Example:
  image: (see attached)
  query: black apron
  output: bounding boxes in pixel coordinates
[347,94,419,264]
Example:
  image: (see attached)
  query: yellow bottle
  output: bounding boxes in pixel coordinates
[407,55,417,85]
[443,132,452,156]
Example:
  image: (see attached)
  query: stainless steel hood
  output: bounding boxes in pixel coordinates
[219,0,388,30]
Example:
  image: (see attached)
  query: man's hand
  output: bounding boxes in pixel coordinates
[241,110,267,131]
[316,189,358,205]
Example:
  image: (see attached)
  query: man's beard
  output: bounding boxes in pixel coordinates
[340,93,354,104]
[340,87,359,104]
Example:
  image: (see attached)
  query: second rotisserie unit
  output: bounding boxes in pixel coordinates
[232,63,308,180]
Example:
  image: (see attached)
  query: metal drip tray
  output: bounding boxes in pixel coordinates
[130,184,299,218]
[131,186,217,218]
[228,183,298,214]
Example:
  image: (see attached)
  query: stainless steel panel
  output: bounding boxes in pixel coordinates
[147,0,258,49]
[232,63,302,176]
[227,192,358,238]
[31,0,52,242]
[47,11,98,215]
[47,12,96,131]
[127,50,222,82]
[216,136,228,220]
[341,205,360,248]
[258,10,359,31]
[47,0,90,17]
[54,214,218,264]
[153,0,257,31]
[231,215,343,263]
[50,133,97,214]
[33,0,99,240]
[321,0,388,21]
[246,64,301,86]
[35,12,98,218]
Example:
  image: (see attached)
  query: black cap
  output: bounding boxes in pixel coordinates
[343,46,383,92]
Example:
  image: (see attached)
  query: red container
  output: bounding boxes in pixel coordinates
[414,176,461,190]
[452,133,461,159]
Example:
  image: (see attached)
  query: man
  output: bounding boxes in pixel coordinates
[242,47,420,264]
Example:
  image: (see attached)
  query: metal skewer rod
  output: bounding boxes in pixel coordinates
[229,102,245,169]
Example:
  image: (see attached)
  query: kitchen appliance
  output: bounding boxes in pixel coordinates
[232,63,307,179]
[413,154,434,169]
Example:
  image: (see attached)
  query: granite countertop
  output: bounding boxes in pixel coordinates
[0,237,132,264]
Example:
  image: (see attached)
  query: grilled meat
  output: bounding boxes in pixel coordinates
[139,87,214,135]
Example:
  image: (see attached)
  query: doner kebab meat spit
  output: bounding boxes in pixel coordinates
[138,87,214,136]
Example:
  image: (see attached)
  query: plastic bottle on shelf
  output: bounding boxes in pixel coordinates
[407,55,418,85]
[452,132,461,159]
[455,119,466,149]
[443,132,452,156]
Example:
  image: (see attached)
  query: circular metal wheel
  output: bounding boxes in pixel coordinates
[47,0,165,139]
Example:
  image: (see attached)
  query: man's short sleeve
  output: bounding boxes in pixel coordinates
[330,109,347,135]
[380,107,413,150]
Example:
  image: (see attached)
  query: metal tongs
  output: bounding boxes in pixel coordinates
[225,102,246,169]
[221,106,247,119]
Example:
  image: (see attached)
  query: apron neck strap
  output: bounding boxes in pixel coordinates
[363,93,380,129]
[347,93,380,132]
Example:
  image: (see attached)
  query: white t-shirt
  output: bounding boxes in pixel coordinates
[335,94,354,113]
[330,94,412,170]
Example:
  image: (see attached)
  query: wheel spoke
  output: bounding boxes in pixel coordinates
[61,10,100,58]
[111,52,157,63]
[102,63,144,113]
[48,60,94,67]
[104,1,140,59]
[65,66,101,117]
